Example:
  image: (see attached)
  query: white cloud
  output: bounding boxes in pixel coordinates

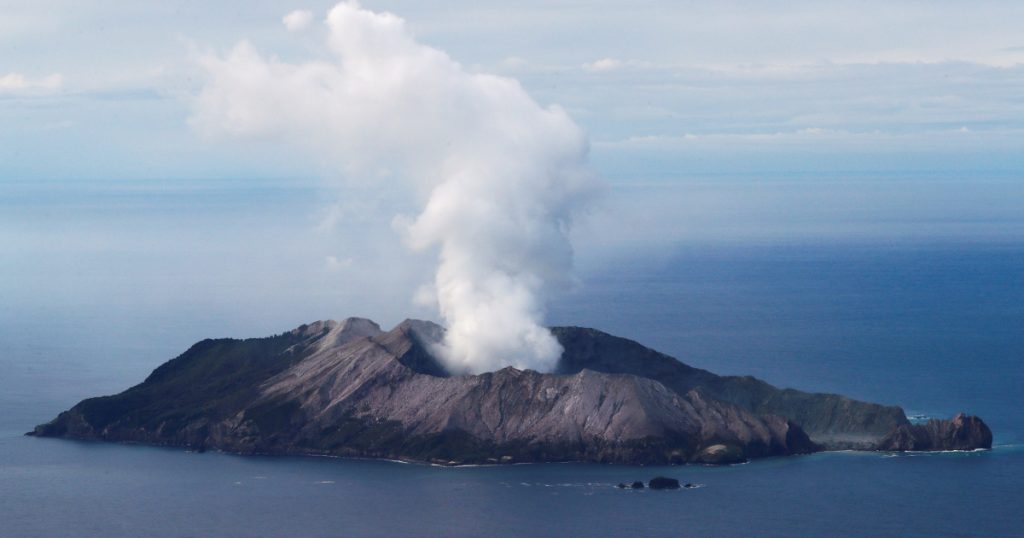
[193,1,601,374]
[598,128,894,148]
[582,57,623,72]
[0,72,62,93]
[325,255,353,270]
[282,9,313,32]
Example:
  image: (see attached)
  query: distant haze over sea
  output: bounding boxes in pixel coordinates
[2,176,1022,536]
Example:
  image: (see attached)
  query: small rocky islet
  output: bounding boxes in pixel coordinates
[614,477,692,490]
[29,317,992,465]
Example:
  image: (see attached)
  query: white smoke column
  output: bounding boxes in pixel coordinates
[191,1,599,373]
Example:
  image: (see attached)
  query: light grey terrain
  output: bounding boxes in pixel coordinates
[31,318,991,464]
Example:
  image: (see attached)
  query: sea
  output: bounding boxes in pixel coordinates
[1,178,1022,537]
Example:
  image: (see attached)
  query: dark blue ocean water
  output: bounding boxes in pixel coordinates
[2,180,1023,537]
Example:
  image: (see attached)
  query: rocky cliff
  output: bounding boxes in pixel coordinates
[875,413,992,451]
[29,318,991,464]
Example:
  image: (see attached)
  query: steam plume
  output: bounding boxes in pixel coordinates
[191,1,599,373]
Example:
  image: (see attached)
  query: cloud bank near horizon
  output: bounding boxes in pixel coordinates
[191,1,600,374]
[4,1,1024,183]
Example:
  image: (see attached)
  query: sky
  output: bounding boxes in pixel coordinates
[2,0,1023,349]
[2,0,1023,181]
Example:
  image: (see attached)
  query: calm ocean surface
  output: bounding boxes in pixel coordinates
[2,180,1022,537]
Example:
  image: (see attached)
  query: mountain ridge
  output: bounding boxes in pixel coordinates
[29,318,991,464]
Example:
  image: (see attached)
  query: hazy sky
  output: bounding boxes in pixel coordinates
[2,0,1023,181]
[2,1,1023,346]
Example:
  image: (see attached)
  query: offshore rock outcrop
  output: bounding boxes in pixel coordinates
[29,318,991,464]
[875,413,992,451]
[648,476,682,490]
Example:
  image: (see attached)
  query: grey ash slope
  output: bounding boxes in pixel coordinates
[30,318,991,464]
[553,327,909,449]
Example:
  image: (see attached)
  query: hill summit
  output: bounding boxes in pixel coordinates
[30,318,992,464]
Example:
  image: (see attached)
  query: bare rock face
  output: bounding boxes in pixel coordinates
[28,318,991,464]
[693,444,745,465]
[229,320,816,464]
[876,413,993,451]
[550,326,911,449]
